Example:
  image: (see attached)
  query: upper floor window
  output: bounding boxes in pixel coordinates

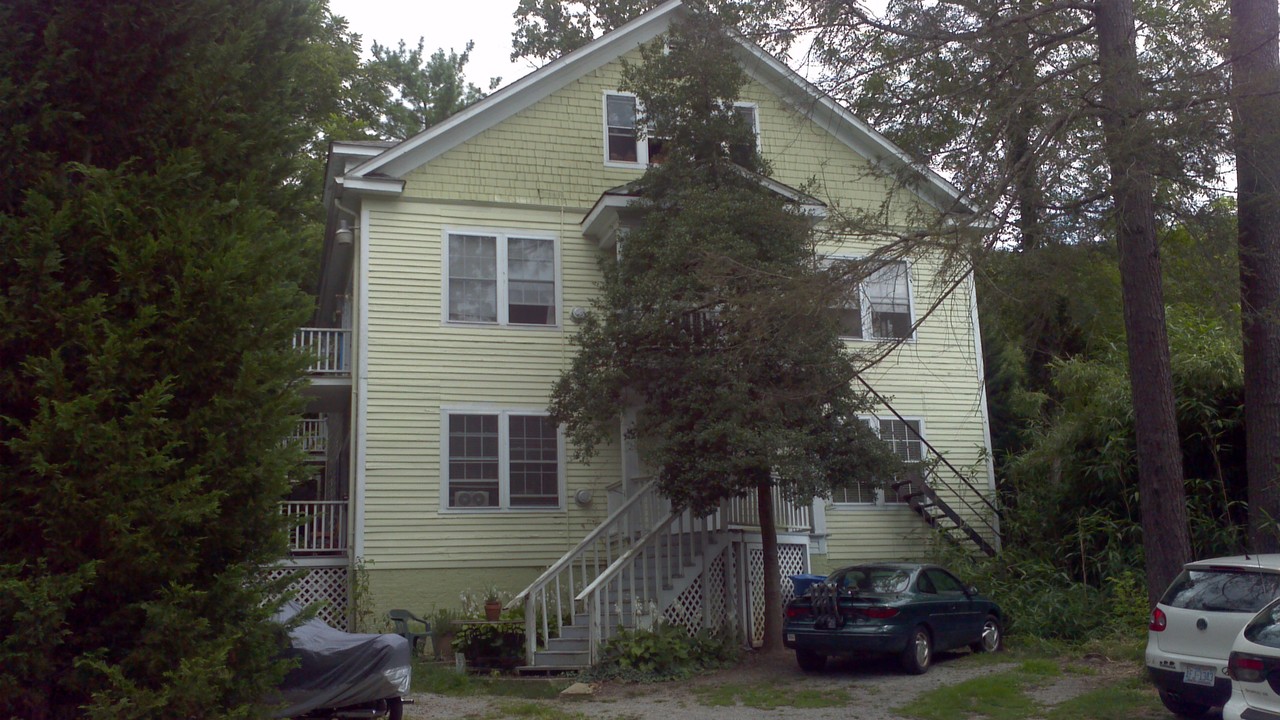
[604,93,756,167]
[445,231,557,326]
[444,411,561,510]
[831,259,914,340]
[832,417,923,506]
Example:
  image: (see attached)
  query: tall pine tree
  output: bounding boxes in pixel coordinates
[548,10,897,654]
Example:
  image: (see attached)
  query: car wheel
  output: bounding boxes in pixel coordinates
[1157,689,1210,718]
[970,615,1003,653]
[900,626,932,675]
[796,649,827,673]
[386,697,404,720]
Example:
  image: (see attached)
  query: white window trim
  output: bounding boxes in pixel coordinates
[603,93,761,168]
[830,415,926,509]
[828,255,917,343]
[439,407,566,513]
[441,227,562,328]
[603,91,652,168]
[732,101,761,156]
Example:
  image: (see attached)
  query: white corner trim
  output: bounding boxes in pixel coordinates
[352,202,371,558]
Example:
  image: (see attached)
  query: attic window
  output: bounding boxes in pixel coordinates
[604,93,667,165]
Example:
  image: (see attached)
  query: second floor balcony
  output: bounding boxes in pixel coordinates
[295,327,350,375]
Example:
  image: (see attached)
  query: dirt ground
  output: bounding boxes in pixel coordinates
[402,649,1159,720]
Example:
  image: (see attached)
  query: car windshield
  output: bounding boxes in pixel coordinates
[1245,601,1280,648]
[830,566,911,594]
[1161,568,1280,613]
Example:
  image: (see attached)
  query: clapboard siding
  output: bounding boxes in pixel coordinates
[353,43,993,596]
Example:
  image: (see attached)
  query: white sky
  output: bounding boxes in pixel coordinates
[327,0,537,90]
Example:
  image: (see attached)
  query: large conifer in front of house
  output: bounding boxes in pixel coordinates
[0,1,347,716]
[549,10,897,654]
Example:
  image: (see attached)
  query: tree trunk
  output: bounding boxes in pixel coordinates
[1095,0,1192,605]
[756,481,785,654]
[1231,0,1280,552]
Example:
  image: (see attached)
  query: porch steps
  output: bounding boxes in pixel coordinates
[518,530,726,674]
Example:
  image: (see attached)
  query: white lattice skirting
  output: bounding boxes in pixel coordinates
[748,544,807,646]
[265,564,349,629]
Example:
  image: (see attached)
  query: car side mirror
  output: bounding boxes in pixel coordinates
[967,585,979,596]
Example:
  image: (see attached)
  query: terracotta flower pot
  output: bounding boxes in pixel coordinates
[484,600,502,621]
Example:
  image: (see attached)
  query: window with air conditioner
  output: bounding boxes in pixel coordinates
[443,411,562,510]
[832,417,923,506]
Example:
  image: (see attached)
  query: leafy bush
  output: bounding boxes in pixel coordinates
[453,621,524,670]
[586,622,740,682]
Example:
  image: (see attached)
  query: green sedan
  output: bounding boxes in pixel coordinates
[783,562,1003,674]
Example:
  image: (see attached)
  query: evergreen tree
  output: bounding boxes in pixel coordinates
[361,38,497,141]
[548,11,897,654]
[1230,0,1280,552]
[0,1,342,716]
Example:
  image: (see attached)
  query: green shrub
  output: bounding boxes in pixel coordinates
[586,622,740,682]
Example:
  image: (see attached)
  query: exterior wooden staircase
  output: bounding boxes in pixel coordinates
[891,464,999,557]
[507,481,810,673]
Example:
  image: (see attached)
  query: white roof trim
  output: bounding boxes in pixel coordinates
[348,0,684,180]
[343,0,969,216]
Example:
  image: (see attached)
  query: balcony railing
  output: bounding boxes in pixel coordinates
[291,417,328,454]
[294,328,350,374]
[281,501,348,555]
[720,485,812,532]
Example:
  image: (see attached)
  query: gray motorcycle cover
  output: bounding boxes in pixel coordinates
[269,602,411,718]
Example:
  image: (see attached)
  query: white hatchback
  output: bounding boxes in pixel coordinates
[1225,596,1280,720]
[1147,555,1280,717]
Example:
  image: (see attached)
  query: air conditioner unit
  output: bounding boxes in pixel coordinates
[455,490,490,507]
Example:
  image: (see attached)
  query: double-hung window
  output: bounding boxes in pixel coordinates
[830,258,914,340]
[832,417,924,506]
[605,93,666,165]
[445,231,557,326]
[605,93,757,166]
[444,411,561,510]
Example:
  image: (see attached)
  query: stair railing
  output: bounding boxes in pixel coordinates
[508,479,673,666]
[575,502,723,664]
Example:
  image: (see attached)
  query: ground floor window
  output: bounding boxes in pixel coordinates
[832,417,923,506]
[444,411,561,510]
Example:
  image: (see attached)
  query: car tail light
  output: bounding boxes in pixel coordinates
[863,606,899,619]
[785,604,812,620]
[1230,652,1266,683]
[1149,607,1166,632]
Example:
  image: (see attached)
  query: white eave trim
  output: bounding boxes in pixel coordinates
[582,194,635,248]
[728,39,971,216]
[335,176,405,195]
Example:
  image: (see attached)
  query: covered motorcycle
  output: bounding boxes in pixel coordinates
[270,602,411,719]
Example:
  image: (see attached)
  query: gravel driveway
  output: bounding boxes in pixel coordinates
[401,649,1138,719]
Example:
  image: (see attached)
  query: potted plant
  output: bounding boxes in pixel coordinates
[483,586,503,621]
[428,607,460,660]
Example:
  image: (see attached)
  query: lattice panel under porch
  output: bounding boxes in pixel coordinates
[704,551,728,630]
[747,544,807,647]
[663,577,703,633]
[265,565,349,630]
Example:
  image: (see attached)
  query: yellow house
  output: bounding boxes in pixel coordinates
[288,0,998,669]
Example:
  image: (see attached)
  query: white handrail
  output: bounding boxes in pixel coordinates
[507,481,658,608]
[294,328,350,374]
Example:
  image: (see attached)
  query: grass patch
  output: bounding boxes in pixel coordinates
[1044,677,1164,719]
[897,673,1038,720]
[486,701,590,720]
[695,682,850,710]
[412,659,569,699]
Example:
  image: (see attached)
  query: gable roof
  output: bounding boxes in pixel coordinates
[338,0,969,216]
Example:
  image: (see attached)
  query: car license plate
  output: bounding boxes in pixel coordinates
[1183,663,1215,687]
[786,633,796,643]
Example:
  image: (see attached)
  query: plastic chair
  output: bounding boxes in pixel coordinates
[387,609,431,656]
